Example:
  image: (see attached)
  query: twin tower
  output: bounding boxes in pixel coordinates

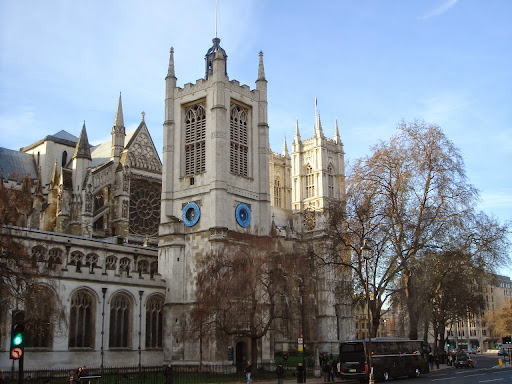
[158,38,350,364]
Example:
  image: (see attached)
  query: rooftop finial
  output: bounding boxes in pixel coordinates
[168,47,175,77]
[141,111,146,122]
[257,51,266,81]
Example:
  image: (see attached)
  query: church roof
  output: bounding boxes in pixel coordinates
[90,129,137,168]
[0,147,38,183]
[21,130,80,151]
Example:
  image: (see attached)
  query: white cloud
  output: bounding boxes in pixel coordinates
[419,0,459,20]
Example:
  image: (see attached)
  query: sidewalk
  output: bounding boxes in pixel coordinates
[239,364,455,384]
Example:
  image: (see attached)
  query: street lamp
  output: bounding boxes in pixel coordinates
[361,239,374,384]
[298,281,306,383]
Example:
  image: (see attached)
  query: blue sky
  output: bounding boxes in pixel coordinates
[1,0,511,273]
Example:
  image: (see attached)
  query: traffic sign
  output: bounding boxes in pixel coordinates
[10,347,23,360]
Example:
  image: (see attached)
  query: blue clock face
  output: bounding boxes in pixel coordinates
[182,203,200,227]
[235,203,251,227]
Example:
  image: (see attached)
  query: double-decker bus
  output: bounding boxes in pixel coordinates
[339,338,429,382]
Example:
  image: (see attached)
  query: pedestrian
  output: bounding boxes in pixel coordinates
[245,361,253,384]
[332,358,339,380]
[428,353,434,369]
[67,370,79,384]
[164,364,174,384]
[323,361,332,382]
[275,363,285,384]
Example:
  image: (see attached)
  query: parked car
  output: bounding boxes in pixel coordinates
[498,349,509,356]
[468,348,476,354]
[454,353,475,368]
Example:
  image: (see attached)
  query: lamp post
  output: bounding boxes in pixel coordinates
[299,281,306,383]
[100,287,107,370]
[138,290,144,371]
[361,239,374,384]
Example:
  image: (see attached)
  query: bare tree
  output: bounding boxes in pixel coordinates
[325,120,510,341]
[190,235,312,366]
[0,182,66,343]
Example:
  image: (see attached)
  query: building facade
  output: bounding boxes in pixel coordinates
[1,37,353,370]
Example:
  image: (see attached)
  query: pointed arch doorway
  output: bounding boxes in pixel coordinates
[235,340,248,371]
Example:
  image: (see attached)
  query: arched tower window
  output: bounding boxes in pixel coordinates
[184,103,206,176]
[69,290,95,348]
[328,165,334,198]
[306,166,315,198]
[145,296,164,348]
[109,293,132,348]
[230,103,249,177]
[274,178,281,207]
[62,151,68,167]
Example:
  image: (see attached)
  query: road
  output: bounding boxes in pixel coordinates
[351,354,512,384]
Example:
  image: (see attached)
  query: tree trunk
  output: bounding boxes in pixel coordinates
[405,273,420,340]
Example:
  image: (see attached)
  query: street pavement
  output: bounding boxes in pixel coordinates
[235,352,512,384]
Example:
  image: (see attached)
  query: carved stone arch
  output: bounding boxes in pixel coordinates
[68,286,100,304]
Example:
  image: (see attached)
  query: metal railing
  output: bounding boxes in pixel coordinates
[2,363,312,384]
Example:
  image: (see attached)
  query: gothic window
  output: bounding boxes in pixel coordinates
[61,151,68,167]
[274,178,281,207]
[145,295,164,349]
[137,259,149,274]
[129,178,161,237]
[69,290,95,348]
[85,253,99,268]
[150,261,158,277]
[306,166,315,198]
[230,103,249,177]
[184,103,206,176]
[120,257,131,272]
[328,165,334,198]
[106,256,118,270]
[69,251,84,266]
[31,246,47,264]
[48,248,63,269]
[109,293,132,348]
[25,286,54,349]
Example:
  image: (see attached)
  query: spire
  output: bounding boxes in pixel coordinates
[167,47,175,78]
[50,160,58,188]
[334,118,340,143]
[282,135,289,156]
[114,93,124,127]
[73,122,92,160]
[315,98,324,137]
[257,51,266,81]
[293,119,301,143]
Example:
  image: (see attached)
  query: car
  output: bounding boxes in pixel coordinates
[498,349,509,356]
[453,353,475,368]
[468,348,476,354]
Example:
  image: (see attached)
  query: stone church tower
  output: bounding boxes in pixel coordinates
[159,38,272,363]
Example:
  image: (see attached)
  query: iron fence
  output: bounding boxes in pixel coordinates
[2,363,311,384]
